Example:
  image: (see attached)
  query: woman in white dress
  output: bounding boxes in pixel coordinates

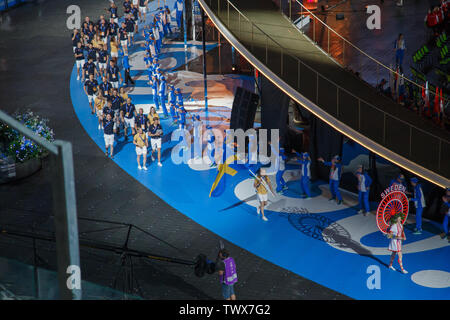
[387,215,408,274]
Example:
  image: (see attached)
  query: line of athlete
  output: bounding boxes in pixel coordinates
[71,0,193,168]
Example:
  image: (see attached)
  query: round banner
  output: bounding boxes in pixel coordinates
[376,189,409,234]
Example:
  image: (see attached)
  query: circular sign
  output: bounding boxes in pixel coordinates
[376,190,409,234]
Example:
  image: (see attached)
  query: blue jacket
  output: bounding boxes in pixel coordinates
[411,184,426,209]
[123,55,130,70]
[323,161,342,181]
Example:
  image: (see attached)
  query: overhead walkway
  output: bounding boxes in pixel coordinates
[198,0,450,187]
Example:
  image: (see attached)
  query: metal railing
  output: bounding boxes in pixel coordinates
[278,0,449,106]
[200,0,450,186]
[0,109,81,299]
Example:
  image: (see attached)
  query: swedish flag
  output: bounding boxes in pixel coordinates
[209,154,239,197]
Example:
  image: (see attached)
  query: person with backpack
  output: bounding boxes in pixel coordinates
[355,165,372,215]
[216,249,237,300]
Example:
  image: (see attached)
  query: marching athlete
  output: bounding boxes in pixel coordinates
[149,117,163,167]
[103,113,115,159]
[253,168,275,222]
[318,155,343,205]
[133,127,149,170]
[387,214,408,274]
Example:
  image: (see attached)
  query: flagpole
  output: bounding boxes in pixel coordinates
[248,169,275,197]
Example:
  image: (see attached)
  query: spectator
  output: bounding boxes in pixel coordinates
[394,33,406,72]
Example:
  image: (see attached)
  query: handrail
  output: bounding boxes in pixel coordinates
[288,0,449,104]
[223,0,447,144]
[199,0,450,187]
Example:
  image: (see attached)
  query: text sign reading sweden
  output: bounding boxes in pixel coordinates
[376,184,409,234]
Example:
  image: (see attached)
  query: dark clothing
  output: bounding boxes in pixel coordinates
[135,114,148,131]
[149,124,163,137]
[84,79,98,95]
[110,95,123,111]
[102,106,115,119]
[121,103,136,119]
[103,118,115,135]
[74,47,84,60]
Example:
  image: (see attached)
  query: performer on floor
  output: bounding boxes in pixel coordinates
[150,75,160,110]
[318,155,343,205]
[159,76,169,118]
[410,177,426,235]
[254,168,275,222]
[168,85,177,122]
[174,0,184,29]
[176,87,184,107]
[355,165,372,215]
[274,146,287,194]
[390,174,407,189]
[163,6,173,35]
[387,214,408,274]
[296,152,312,199]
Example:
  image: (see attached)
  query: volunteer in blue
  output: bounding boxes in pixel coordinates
[296,152,312,198]
[355,165,372,215]
[410,177,426,235]
[318,155,343,205]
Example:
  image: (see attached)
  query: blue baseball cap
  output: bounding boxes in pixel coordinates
[410,177,419,183]
[333,155,340,161]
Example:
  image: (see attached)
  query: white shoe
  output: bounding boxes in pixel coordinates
[138,165,142,170]
[358,209,364,214]
[401,269,408,274]
[77,75,80,81]
[257,207,260,215]
[262,216,268,221]
[151,155,155,161]
[143,166,148,170]
[157,162,162,167]
[98,124,101,129]
[389,266,396,271]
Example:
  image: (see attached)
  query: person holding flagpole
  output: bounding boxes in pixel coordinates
[253,168,275,222]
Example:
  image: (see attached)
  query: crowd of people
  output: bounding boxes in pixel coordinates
[258,146,450,244]
[72,0,198,169]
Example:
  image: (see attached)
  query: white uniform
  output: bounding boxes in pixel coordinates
[388,223,403,252]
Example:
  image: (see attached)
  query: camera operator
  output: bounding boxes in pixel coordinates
[216,249,237,300]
